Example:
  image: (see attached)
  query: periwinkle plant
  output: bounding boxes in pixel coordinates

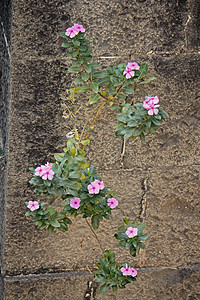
[25,24,168,294]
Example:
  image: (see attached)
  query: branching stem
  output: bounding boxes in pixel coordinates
[85,219,104,255]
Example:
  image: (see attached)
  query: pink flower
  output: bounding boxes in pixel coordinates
[93,179,105,190]
[123,62,140,79]
[65,27,78,38]
[27,201,39,211]
[41,167,54,180]
[127,62,140,70]
[143,96,160,115]
[87,183,100,194]
[125,227,138,238]
[70,197,81,209]
[45,162,52,168]
[121,264,131,276]
[129,267,137,277]
[123,67,135,79]
[35,163,54,180]
[73,23,85,33]
[35,165,45,176]
[107,198,118,209]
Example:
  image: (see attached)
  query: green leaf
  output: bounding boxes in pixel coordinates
[94,275,106,283]
[118,240,127,247]
[90,62,101,69]
[72,40,80,46]
[67,139,74,150]
[131,126,144,137]
[80,162,90,169]
[139,234,148,241]
[48,225,55,235]
[112,286,118,293]
[139,76,156,84]
[66,181,82,190]
[83,64,92,73]
[129,245,137,256]
[74,85,91,93]
[118,225,127,232]
[98,283,109,294]
[58,223,69,232]
[139,62,148,79]
[68,66,82,73]
[140,132,145,144]
[89,93,100,104]
[123,217,130,225]
[61,42,72,48]
[68,171,82,179]
[151,118,161,126]
[69,146,76,157]
[90,82,99,93]
[80,139,90,145]
[92,72,106,79]
[81,72,90,82]
[122,86,134,94]
[91,214,100,230]
[146,119,151,128]
[54,153,64,162]
[117,94,126,100]
[97,77,110,86]
[74,76,84,85]
[49,220,60,228]
[114,232,127,240]
[161,110,169,118]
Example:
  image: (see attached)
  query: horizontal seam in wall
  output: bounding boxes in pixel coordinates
[12,51,200,63]
[3,264,200,283]
[96,164,200,172]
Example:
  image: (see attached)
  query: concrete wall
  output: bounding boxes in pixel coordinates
[0,0,199,299]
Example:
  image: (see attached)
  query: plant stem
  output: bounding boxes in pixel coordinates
[82,101,106,149]
[85,219,104,255]
[76,102,103,150]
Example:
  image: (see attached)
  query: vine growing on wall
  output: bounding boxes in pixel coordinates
[25,24,168,294]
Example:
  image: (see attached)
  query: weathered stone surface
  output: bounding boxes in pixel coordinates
[186,0,200,51]
[144,166,200,267]
[12,0,189,60]
[4,267,200,300]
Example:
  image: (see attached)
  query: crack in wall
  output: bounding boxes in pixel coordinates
[139,171,150,222]
[84,280,97,300]
[0,22,11,60]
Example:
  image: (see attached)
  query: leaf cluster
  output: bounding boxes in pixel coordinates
[114,218,148,256]
[25,202,72,235]
[94,250,136,294]
[63,165,116,230]
[29,138,89,198]
[115,102,169,143]
[61,31,156,110]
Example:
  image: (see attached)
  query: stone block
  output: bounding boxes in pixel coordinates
[3,267,200,300]
[144,166,200,267]
[12,0,188,60]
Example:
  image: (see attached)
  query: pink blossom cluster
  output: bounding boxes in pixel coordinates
[143,96,160,115]
[27,200,39,211]
[70,197,81,209]
[123,62,140,79]
[125,227,138,238]
[87,179,105,194]
[107,198,118,209]
[65,24,85,38]
[121,264,137,277]
[35,162,54,180]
